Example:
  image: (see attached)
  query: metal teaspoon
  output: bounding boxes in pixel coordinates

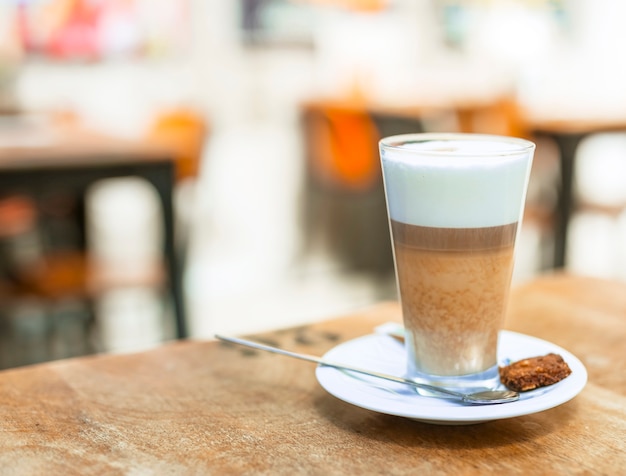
[215,335,519,405]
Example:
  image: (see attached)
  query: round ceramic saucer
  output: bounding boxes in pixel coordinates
[315,331,587,425]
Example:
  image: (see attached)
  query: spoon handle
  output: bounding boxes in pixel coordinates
[215,334,463,399]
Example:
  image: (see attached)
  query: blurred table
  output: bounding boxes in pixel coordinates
[303,96,626,269]
[0,120,187,339]
[528,117,626,268]
[0,273,623,473]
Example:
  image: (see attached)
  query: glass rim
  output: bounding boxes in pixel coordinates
[379,133,535,157]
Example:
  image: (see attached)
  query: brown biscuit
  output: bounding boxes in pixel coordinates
[499,353,572,392]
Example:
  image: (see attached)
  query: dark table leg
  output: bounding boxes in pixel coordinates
[142,162,188,339]
[547,132,586,269]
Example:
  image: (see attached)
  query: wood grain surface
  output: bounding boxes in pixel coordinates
[0,273,624,475]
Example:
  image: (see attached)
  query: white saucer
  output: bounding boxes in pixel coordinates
[315,330,587,425]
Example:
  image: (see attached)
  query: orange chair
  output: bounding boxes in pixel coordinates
[146,108,208,183]
[306,103,381,193]
[145,108,208,266]
[301,102,395,275]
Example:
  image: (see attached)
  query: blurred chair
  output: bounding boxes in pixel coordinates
[306,104,380,193]
[147,108,207,183]
[301,101,423,277]
[145,107,208,265]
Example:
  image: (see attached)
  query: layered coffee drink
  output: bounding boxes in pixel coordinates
[392,221,516,377]
[380,134,534,389]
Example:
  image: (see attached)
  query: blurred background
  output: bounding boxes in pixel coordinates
[2,0,626,368]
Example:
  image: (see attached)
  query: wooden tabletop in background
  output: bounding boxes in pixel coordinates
[0,273,624,474]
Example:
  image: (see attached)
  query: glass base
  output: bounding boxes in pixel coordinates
[405,364,501,396]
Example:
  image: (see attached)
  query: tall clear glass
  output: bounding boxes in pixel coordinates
[379,133,535,391]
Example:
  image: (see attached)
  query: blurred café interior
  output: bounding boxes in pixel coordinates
[1,0,626,369]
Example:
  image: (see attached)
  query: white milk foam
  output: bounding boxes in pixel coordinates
[380,137,534,228]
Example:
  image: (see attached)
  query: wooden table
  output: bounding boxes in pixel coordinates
[0,273,624,474]
[0,121,187,338]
